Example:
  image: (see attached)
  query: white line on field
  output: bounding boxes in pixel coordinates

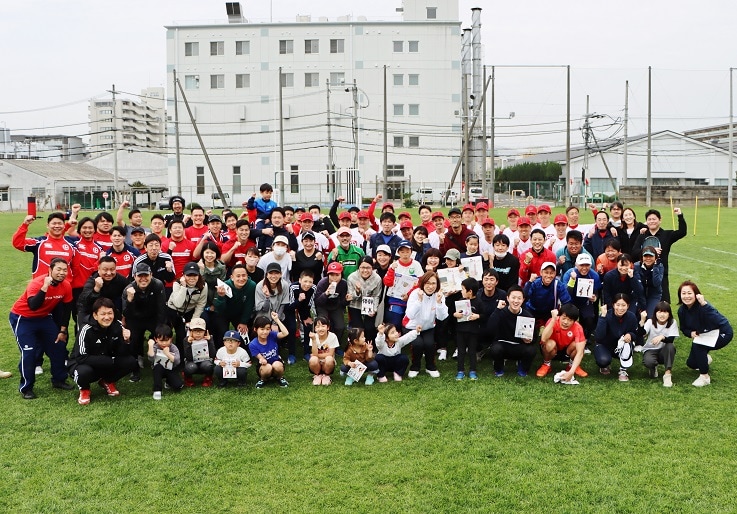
[702,247,737,257]
[706,283,730,290]
[671,253,735,271]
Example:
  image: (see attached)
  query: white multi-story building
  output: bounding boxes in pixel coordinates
[88,87,166,158]
[165,0,463,207]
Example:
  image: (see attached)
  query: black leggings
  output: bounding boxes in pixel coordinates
[411,328,437,372]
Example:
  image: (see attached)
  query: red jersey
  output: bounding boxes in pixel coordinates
[167,237,197,278]
[11,276,73,318]
[106,245,140,277]
[93,232,112,251]
[71,238,103,289]
[546,316,586,351]
[185,225,209,244]
[12,224,75,281]
[221,238,257,267]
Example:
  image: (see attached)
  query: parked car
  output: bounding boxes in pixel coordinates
[157,196,172,210]
[469,187,484,203]
[211,192,230,209]
[442,191,459,207]
[413,188,435,205]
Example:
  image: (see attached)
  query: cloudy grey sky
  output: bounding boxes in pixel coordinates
[1,0,735,152]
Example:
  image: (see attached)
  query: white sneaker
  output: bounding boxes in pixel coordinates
[437,349,447,361]
[692,375,711,387]
[0,370,11,379]
[138,356,145,369]
[707,354,713,366]
[153,391,162,400]
[407,370,419,378]
[426,369,440,378]
[452,349,458,359]
[662,373,673,388]
[35,366,43,375]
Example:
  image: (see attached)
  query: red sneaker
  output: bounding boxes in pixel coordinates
[535,362,552,377]
[565,364,589,378]
[184,375,196,387]
[98,379,120,396]
[78,389,91,405]
[201,376,213,387]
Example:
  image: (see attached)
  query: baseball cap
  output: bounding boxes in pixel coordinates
[376,244,392,255]
[398,211,412,219]
[208,215,223,224]
[507,208,520,217]
[397,240,412,251]
[525,205,538,215]
[399,220,414,230]
[273,235,289,246]
[448,207,462,217]
[301,230,316,240]
[462,203,475,212]
[130,226,146,234]
[357,210,370,219]
[348,205,360,213]
[133,263,152,276]
[475,202,489,211]
[642,246,657,257]
[336,227,352,236]
[540,261,556,272]
[338,211,352,220]
[299,212,313,222]
[575,254,592,266]
[183,262,200,275]
[189,318,207,331]
[266,262,282,274]
[518,216,532,226]
[223,330,242,342]
[327,261,344,274]
[537,204,551,213]
[444,249,461,261]
[431,211,445,220]
[381,202,394,210]
[481,217,496,226]
[554,214,568,225]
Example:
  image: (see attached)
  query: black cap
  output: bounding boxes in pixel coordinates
[266,262,282,274]
[208,215,222,224]
[448,207,462,217]
[130,226,145,234]
[133,263,152,276]
[301,230,316,240]
[183,262,200,275]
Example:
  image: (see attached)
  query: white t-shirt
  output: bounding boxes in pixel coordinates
[642,319,680,351]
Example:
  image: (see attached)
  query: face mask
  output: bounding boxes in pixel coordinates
[273,246,287,257]
[494,250,508,259]
[245,257,259,266]
[312,214,320,221]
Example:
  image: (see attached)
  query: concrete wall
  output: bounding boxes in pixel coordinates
[619,185,733,206]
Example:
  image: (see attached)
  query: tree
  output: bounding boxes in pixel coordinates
[496,161,562,182]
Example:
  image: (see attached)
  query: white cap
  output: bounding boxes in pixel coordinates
[540,261,556,272]
[376,244,392,255]
[575,253,592,266]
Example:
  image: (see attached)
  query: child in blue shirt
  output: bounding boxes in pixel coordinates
[247,183,278,226]
[248,312,289,389]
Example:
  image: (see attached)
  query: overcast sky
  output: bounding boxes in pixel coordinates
[1,0,735,152]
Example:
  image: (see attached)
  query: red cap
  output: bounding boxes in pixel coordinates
[507,208,520,217]
[327,262,344,274]
[381,202,394,210]
[554,214,568,225]
[518,216,532,226]
[400,220,414,229]
[398,211,412,219]
[475,202,488,211]
[525,205,538,215]
[481,218,496,226]
[299,212,313,222]
[462,203,475,212]
[431,211,445,219]
[357,210,370,219]
[537,204,551,213]
[338,211,352,220]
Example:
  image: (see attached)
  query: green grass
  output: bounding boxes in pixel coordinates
[1,206,736,513]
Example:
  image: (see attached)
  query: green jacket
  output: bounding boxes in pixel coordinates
[213,277,256,325]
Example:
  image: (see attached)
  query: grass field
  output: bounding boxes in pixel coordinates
[1,205,736,513]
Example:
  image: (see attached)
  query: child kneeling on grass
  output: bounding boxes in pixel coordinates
[340,328,379,386]
[147,325,184,400]
[308,316,339,386]
[214,331,251,388]
[374,323,419,382]
[183,317,215,387]
[248,312,289,389]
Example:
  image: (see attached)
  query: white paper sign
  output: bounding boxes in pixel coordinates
[216,278,233,298]
[437,268,463,295]
[223,361,238,379]
[154,349,173,370]
[576,278,594,298]
[461,256,483,280]
[347,361,367,382]
[455,299,472,322]
[515,316,536,340]
[191,341,210,362]
[693,329,720,348]
[361,297,376,316]
[387,274,419,299]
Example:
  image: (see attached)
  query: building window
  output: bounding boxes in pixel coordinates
[330,72,345,86]
[99,109,112,115]
[305,73,319,87]
[235,40,250,55]
[210,74,225,89]
[409,104,419,116]
[393,74,403,86]
[280,72,294,88]
[408,74,419,86]
[0,189,8,202]
[279,40,293,54]
[184,75,199,90]
[185,42,198,56]
[233,166,241,194]
[330,39,344,53]
[409,136,420,148]
[304,39,319,54]
[196,167,205,194]
[427,7,437,19]
[290,165,299,194]
[393,136,404,147]
[393,104,404,116]
[393,41,403,52]
[210,41,224,56]
[235,74,250,88]
[408,41,419,52]
[387,165,405,177]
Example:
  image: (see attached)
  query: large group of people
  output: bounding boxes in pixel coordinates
[6,187,733,403]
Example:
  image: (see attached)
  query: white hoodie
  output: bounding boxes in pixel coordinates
[404,288,449,330]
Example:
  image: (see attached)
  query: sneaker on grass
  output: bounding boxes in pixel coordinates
[662,373,673,388]
[618,369,629,382]
[153,391,162,400]
[407,370,419,378]
[78,389,91,405]
[535,362,551,378]
[469,371,478,380]
[692,375,710,387]
[255,380,265,389]
[455,372,465,381]
[278,377,289,388]
[365,374,375,386]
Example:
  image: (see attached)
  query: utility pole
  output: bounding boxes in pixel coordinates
[383,65,388,201]
[646,66,652,208]
[623,80,628,187]
[112,84,118,207]
[173,70,182,195]
[729,68,734,208]
[566,65,571,205]
[351,79,359,176]
[462,72,470,204]
[582,95,590,209]
[482,64,487,201]
[278,67,285,202]
[490,65,495,205]
[326,79,334,199]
